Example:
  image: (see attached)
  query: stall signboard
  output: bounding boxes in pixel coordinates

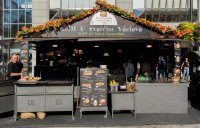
[42,11,151,38]
[80,68,107,107]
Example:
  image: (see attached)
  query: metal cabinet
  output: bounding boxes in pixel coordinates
[14,81,74,121]
[16,95,45,112]
[110,91,136,118]
[46,94,73,111]
[0,81,14,114]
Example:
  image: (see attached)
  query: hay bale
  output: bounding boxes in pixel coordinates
[20,112,36,119]
[37,112,46,120]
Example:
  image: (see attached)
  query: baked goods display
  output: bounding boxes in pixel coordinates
[96,69,106,74]
[19,76,41,81]
[99,98,106,106]
[83,70,92,76]
[82,83,92,88]
[96,82,105,87]
[82,97,90,105]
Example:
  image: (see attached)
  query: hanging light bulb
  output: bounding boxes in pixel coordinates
[146,44,152,48]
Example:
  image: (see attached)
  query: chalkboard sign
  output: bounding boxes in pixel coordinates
[80,68,107,107]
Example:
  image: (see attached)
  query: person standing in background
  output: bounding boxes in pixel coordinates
[7,54,23,81]
[141,61,150,77]
[124,59,134,82]
[135,62,140,82]
[157,56,166,82]
[181,58,190,82]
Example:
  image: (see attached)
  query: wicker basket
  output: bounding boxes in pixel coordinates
[37,112,46,120]
[20,112,36,119]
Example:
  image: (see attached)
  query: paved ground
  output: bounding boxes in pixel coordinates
[0,108,200,128]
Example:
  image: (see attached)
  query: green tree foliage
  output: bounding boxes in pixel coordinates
[177,22,200,43]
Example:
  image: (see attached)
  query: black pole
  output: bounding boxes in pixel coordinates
[190,0,193,22]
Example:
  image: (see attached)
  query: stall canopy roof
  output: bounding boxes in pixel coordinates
[182,51,200,59]
[16,0,190,42]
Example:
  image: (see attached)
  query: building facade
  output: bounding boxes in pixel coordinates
[133,0,199,21]
[3,0,32,39]
[0,1,3,38]
[2,0,200,39]
[133,0,200,28]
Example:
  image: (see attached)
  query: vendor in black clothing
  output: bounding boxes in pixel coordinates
[7,54,23,80]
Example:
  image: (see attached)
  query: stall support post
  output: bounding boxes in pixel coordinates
[173,41,181,82]
[76,67,80,108]
[21,41,29,77]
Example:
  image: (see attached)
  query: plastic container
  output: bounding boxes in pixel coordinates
[110,85,118,92]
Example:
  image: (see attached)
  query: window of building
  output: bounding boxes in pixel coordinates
[166,0,173,8]
[160,0,167,8]
[11,10,18,23]
[146,0,152,8]
[180,14,187,21]
[11,24,18,37]
[166,15,173,22]
[152,0,159,8]
[146,15,152,21]
[192,10,198,22]
[4,10,10,23]
[26,0,32,9]
[173,15,180,22]
[159,14,166,22]
[4,0,11,9]
[138,0,199,22]
[19,24,25,31]
[3,24,10,38]
[174,0,180,8]
[153,15,159,22]
[19,0,25,9]
[3,0,32,39]
[180,0,187,8]
[11,0,18,9]
[19,10,25,23]
[26,9,32,23]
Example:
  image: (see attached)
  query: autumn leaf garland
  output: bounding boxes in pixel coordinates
[16,0,190,41]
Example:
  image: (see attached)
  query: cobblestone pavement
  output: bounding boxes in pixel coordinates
[0,108,200,128]
[44,125,200,128]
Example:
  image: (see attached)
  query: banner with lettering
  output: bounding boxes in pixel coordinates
[42,11,150,38]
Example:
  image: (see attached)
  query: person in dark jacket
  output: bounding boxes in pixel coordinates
[7,54,23,81]
[157,56,166,82]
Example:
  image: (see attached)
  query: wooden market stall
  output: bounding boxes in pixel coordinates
[13,0,193,117]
